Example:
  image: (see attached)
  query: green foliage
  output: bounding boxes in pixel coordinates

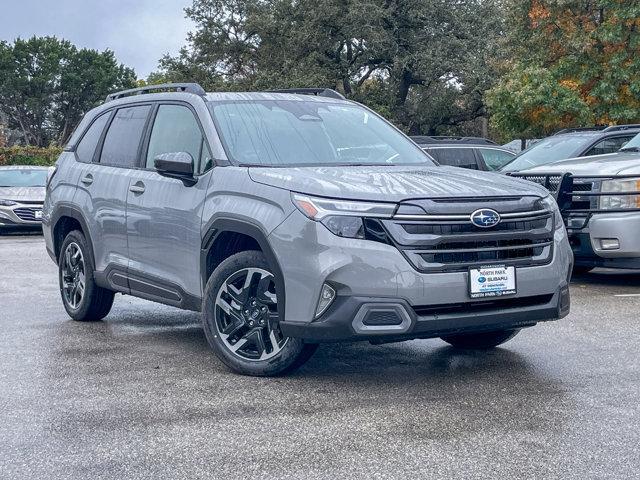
[0,36,136,147]
[486,66,593,140]
[488,0,640,139]
[154,0,506,135]
[0,146,62,166]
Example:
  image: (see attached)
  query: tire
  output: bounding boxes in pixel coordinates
[202,250,318,376]
[572,265,594,275]
[58,230,115,322]
[440,329,520,349]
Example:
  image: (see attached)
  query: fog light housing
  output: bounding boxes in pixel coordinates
[315,283,336,318]
[600,238,620,250]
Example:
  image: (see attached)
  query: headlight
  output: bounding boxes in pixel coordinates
[291,193,397,238]
[539,195,564,230]
[599,178,640,210]
[0,199,17,207]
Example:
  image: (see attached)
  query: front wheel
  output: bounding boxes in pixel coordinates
[202,251,318,376]
[440,329,520,349]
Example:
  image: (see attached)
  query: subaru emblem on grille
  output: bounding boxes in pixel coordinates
[470,208,501,228]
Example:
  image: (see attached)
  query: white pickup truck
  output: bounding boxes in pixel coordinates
[510,136,640,273]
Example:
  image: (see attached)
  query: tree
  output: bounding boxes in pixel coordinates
[155,0,506,135]
[0,37,136,147]
[487,0,640,141]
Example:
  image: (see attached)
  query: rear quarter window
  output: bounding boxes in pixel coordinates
[75,113,110,163]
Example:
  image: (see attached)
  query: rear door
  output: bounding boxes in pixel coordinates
[125,103,212,305]
[73,104,152,280]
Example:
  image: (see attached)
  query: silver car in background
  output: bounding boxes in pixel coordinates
[0,166,49,232]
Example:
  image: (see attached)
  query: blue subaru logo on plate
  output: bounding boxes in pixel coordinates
[470,208,501,228]
[478,276,486,283]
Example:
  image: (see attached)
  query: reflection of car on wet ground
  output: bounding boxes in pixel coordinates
[501,125,640,173]
[510,133,640,273]
[411,136,515,171]
[0,166,49,232]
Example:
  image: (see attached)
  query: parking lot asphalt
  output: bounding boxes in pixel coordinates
[1,234,639,479]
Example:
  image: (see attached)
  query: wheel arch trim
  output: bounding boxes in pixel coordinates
[201,217,286,323]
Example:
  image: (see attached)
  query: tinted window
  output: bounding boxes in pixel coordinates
[477,148,515,171]
[100,106,151,167]
[0,169,48,187]
[146,105,204,170]
[585,136,634,156]
[76,113,110,163]
[425,148,479,169]
[208,100,433,167]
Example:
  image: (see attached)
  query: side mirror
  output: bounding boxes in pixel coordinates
[154,152,196,186]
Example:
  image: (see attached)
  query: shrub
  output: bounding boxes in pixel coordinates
[0,146,62,166]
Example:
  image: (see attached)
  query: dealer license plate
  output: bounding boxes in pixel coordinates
[468,265,516,299]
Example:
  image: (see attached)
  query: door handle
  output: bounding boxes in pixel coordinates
[129,182,145,194]
[80,174,93,185]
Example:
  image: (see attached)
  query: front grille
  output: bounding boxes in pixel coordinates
[13,207,42,221]
[382,198,554,273]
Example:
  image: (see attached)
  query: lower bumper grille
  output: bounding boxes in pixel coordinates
[413,293,554,316]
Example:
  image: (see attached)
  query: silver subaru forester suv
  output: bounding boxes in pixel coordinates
[43,84,573,376]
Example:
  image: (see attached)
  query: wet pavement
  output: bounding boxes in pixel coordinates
[1,234,639,479]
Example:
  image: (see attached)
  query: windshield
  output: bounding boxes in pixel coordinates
[620,132,640,151]
[0,169,48,187]
[208,100,434,167]
[500,134,598,172]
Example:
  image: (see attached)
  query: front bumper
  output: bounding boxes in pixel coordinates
[569,211,640,268]
[0,204,43,228]
[281,286,570,342]
[269,209,573,337]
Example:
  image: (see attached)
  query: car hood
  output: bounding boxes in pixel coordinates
[0,186,46,203]
[248,165,549,201]
[519,151,640,176]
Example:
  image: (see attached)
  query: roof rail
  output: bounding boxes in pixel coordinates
[602,124,640,133]
[410,136,497,146]
[553,126,607,135]
[105,83,206,102]
[269,88,346,100]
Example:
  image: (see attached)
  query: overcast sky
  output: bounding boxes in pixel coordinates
[0,0,194,78]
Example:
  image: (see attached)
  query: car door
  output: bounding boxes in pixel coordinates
[73,105,151,280]
[126,103,212,306]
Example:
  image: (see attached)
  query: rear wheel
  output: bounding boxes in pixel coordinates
[58,230,114,321]
[202,250,317,376]
[440,329,520,349]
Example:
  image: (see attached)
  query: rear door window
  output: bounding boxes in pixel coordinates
[477,148,515,171]
[75,113,110,163]
[584,136,635,156]
[425,147,480,169]
[99,105,152,167]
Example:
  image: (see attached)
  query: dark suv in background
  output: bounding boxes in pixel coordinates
[411,136,515,171]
